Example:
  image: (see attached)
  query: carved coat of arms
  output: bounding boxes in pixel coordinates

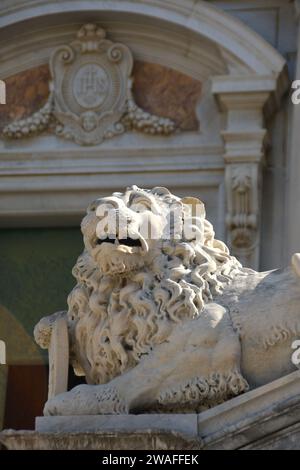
[3,24,176,145]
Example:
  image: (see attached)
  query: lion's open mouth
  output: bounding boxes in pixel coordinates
[97,237,142,248]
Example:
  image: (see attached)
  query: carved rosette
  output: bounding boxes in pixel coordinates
[3,24,176,145]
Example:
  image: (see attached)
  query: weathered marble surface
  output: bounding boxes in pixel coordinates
[35,414,198,436]
[2,370,300,450]
[0,429,201,451]
[132,61,202,130]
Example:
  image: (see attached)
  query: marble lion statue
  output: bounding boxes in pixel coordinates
[34,185,300,416]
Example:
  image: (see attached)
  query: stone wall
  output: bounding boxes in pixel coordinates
[132,61,202,131]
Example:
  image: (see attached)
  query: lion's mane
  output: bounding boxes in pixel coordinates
[67,188,245,393]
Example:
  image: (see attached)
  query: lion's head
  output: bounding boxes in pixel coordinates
[67,186,243,386]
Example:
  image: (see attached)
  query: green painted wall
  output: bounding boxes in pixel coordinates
[0,227,83,363]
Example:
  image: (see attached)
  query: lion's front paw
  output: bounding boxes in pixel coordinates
[44,384,129,416]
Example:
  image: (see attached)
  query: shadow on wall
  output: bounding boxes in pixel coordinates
[0,303,87,431]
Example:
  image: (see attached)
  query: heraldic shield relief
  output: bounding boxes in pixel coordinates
[50,24,133,145]
[2,24,176,145]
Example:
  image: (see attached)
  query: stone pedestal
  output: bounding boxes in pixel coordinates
[1,370,300,450]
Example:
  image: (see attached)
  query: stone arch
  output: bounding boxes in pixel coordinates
[0,0,286,77]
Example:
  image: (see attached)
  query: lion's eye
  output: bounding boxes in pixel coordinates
[131,202,151,213]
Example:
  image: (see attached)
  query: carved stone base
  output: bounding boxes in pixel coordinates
[1,371,300,450]
[0,428,200,451]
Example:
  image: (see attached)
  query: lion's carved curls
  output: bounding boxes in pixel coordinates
[35,186,300,416]
[66,187,245,398]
